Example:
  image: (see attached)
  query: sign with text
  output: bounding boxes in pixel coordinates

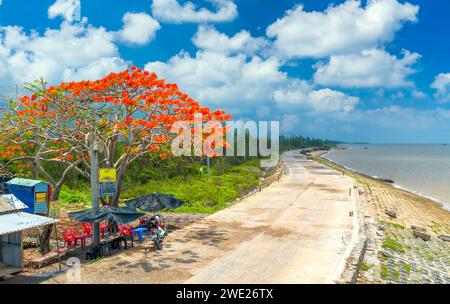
[99,168,117,183]
[100,182,117,197]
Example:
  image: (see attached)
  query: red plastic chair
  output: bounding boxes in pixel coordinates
[62,230,76,247]
[118,224,133,236]
[70,229,87,248]
[82,223,93,236]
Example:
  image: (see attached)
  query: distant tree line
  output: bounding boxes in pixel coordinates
[279,135,339,152]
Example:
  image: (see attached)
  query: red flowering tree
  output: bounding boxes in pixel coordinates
[0,67,231,205]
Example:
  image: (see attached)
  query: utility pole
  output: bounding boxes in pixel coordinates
[88,133,100,246]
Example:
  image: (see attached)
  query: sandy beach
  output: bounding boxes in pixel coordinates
[312,152,450,284]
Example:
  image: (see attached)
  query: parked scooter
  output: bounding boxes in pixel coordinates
[140,214,166,250]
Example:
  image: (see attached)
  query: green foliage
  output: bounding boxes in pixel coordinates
[58,158,262,214]
[280,135,338,152]
[359,262,372,272]
[59,185,91,209]
[122,158,262,213]
[382,237,405,253]
[379,220,405,230]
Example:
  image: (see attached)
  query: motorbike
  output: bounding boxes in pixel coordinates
[139,214,166,250]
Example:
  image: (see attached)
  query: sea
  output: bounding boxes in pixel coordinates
[324,144,450,211]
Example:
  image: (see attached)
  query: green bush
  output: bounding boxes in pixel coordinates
[59,185,91,208]
[60,159,262,214]
[122,159,262,213]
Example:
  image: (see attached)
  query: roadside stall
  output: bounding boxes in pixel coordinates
[7,178,50,215]
[0,194,58,278]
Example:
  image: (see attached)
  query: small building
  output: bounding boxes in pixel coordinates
[0,194,58,278]
[7,178,50,215]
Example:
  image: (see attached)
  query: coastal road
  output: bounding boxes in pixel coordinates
[45,151,358,284]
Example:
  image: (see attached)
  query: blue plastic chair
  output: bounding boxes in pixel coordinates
[132,227,149,242]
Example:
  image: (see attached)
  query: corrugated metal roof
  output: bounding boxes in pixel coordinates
[0,194,29,213]
[0,212,59,236]
[7,178,46,187]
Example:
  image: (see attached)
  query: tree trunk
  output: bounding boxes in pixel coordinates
[38,225,53,255]
[38,183,61,255]
[111,169,125,207]
[52,183,62,202]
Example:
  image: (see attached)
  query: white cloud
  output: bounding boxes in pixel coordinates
[151,0,238,23]
[192,26,268,55]
[145,51,286,113]
[313,49,420,88]
[48,0,81,22]
[62,57,128,82]
[411,89,427,99]
[274,80,359,113]
[0,22,128,90]
[431,73,450,103]
[118,12,161,45]
[356,106,449,130]
[145,50,359,118]
[266,0,418,58]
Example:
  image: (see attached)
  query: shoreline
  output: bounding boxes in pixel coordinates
[318,150,450,213]
[311,150,450,284]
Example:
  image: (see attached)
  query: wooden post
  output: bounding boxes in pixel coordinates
[89,135,101,246]
[54,223,62,272]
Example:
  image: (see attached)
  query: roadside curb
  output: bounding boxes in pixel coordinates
[231,161,284,206]
[338,182,368,284]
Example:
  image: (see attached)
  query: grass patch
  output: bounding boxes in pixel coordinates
[403,263,411,275]
[59,185,91,209]
[121,158,262,213]
[380,263,400,280]
[60,159,263,214]
[359,262,372,272]
[380,264,388,279]
[382,237,405,253]
[379,220,405,230]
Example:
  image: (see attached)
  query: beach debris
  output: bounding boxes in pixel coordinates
[349,211,354,217]
[380,250,391,258]
[385,208,397,218]
[380,178,395,184]
[410,225,427,233]
[412,230,431,241]
[438,235,450,242]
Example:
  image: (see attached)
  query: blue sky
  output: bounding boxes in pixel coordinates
[1,0,450,143]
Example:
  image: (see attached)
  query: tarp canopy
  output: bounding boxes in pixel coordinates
[125,193,184,212]
[0,212,58,236]
[67,206,144,224]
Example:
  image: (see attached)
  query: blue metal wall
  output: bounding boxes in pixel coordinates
[8,184,35,213]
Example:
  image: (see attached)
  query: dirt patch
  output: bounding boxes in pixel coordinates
[323,189,344,193]
[264,227,293,238]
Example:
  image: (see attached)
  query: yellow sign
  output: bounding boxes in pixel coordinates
[35,192,47,203]
[99,168,117,183]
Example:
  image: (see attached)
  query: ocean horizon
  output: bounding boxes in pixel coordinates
[324,143,450,211]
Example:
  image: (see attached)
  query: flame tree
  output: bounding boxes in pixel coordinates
[0,66,231,206]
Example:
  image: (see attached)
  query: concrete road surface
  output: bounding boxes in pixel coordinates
[45,151,358,284]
